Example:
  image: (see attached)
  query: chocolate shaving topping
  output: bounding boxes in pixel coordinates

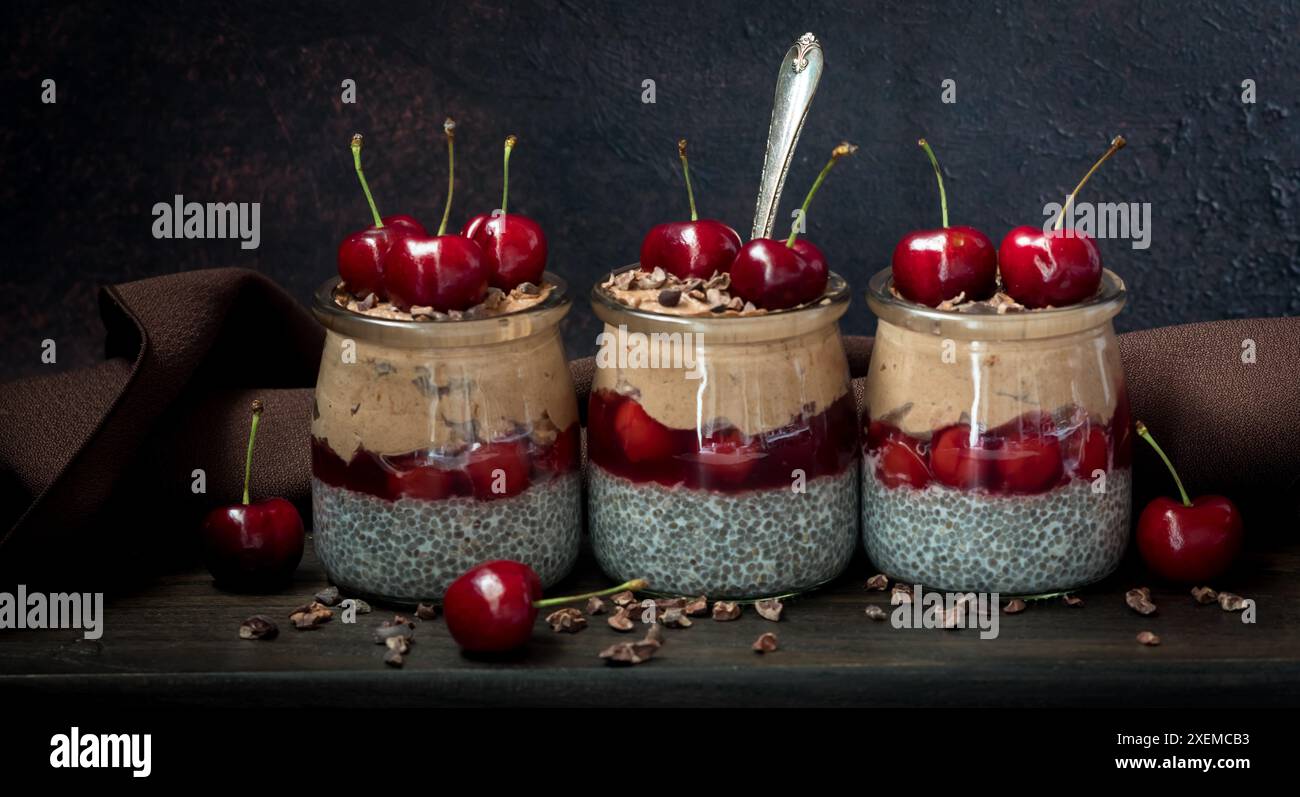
[239,615,278,640]
[865,574,890,591]
[1136,631,1161,646]
[1191,586,1219,605]
[752,632,779,653]
[755,598,784,622]
[516,281,541,296]
[1125,588,1158,616]
[1218,592,1247,611]
[1002,599,1027,614]
[415,603,439,621]
[657,288,682,307]
[546,607,588,633]
[864,605,888,621]
[712,601,741,621]
[585,596,607,615]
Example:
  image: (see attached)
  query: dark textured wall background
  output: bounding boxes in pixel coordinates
[1,0,1297,379]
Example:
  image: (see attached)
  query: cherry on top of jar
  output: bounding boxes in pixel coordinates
[865,266,1126,342]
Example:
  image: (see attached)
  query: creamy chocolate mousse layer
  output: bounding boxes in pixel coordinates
[592,319,850,437]
[865,319,1124,437]
[335,281,553,321]
[314,328,578,460]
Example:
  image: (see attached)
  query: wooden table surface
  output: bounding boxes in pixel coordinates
[1,539,1297,709]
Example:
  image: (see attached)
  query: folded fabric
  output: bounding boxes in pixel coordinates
[1,268,1295,579]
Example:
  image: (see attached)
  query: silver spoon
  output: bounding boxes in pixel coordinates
[750,32,824,241]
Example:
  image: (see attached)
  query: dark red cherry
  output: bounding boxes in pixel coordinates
[891,140,996,306]
[639,139,742,280]
[462,135,548,290]
[729,238,826,310]
[930,424,998,491]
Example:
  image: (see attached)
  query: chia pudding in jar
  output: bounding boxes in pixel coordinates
[587,266,859,600]
[310,275,581,604]
[861,267,1133,595]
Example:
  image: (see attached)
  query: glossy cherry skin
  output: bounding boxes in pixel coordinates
[1136,495,1243,583]
[461,213,548,290]
[613,399,676,463]
[384,234,488,312]
[875,433,930,489]
[337,216,427,300]
[891,226,997,307]
[640,220,742,280]
[998,226,1103,308]
[466,440,531,500]
[200,497,305,588]
[729,238,828,310]
[443,560,544,652]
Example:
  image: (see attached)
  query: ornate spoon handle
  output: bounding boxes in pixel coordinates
[750,32,824,241]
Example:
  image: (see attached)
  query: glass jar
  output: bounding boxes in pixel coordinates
[587,270,860,600]
[309,275,581,604]
[861,267,1133,595]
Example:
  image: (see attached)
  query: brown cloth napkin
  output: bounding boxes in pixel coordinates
[2,268,1296,579]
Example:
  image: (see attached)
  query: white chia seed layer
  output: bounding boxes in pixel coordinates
[312,472,581,604]
[861,462,1131,595]
[588,463,859,599]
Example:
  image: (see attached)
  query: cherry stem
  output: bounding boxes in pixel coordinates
[241,399,264,506]
[917,138,949,229]
[533,578,649,609]
[786,141,857,247]
[351,134,384,228]
[1054,135,1127,232]
[1135,420,1191,507]
[500,134,517,216]
[437,117,456,237]
[677,139,698,222]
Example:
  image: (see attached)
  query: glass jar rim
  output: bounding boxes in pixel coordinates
[590,263,850,342]
[312,272,571,348]
[866,267,1126,340]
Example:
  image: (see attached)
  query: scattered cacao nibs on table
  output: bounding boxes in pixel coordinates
[643,623,665,645]
[864,605,887,621]
[752,632,779,653]
[865,574,890,591]
[384,635,411,655]
[890,584,913,604]
[546,608,588,633]
[373,625,414,644]
[239,615,279,640]
[1218,592,1246,612]
[289,602,334,630]
[314,586,341,606]
[755,598,784,622]
[415,603,439,621]
[608,606,636,632]
[1191,586,1219,605]
[1062,595,1085,608]
[599,635,661,666]
[1002,599,1027,615]
[1125,588,1157,616]
[339,598,371,615]
[684,596,709,616]
[660,607,692,628]
[611,591,636,608]
[712,601,742,621]
[1136,631,1161,647]
[585,596,607,615]
[384,648,405,668]
[391,614,415,628]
